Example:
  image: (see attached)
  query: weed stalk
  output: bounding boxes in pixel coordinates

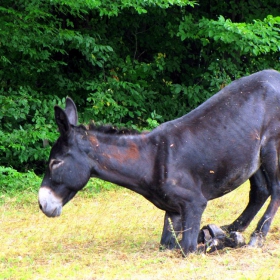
[168,217,187,258]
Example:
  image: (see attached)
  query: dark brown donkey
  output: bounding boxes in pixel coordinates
[39,69,280,255]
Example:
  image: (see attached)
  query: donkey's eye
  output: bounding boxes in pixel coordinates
[49,159,64,170]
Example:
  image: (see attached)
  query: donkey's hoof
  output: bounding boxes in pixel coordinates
[248,232,265,247]
[198,224,226,243]
[199,225,246,252]
[229,231,246,247]
[206,237,225,253]
[198,224,226,253]
[207,224,226,239]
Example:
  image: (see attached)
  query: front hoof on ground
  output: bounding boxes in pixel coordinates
[206,237,226,253]
[224,231,246,248]
[198,224,226,253]
[207,224,227,239]
[198,224,226,243]
[230,231,246,247]
[199,224,246,253]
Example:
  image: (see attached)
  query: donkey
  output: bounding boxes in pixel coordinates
[39,69,280,255]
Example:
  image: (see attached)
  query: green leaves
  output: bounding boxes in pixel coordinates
[0,166,41,197]
[0,89,61,171]
[178,14,280,56]
[50,0,197,16]
[176,10,280,113]
[86,78,146,126]
[1,0,280,174]
[198,15,280,55]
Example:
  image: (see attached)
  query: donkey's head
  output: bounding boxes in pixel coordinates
[38,98,91,217]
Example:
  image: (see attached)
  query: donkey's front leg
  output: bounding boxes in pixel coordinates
[160,211,181,250]
[180,197,207,254]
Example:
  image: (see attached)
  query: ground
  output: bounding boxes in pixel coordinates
[1,182,280,279]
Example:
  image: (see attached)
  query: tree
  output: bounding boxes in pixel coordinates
[0,0,279,172]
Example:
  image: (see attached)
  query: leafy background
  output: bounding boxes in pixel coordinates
[1,0,280,180]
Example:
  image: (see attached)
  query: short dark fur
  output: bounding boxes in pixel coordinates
[39,70,280,255]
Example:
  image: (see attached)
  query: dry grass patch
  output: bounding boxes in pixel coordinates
[1,182,280,279]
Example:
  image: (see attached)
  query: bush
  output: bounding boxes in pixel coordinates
[0,166,41,198]
[0,92,63,172]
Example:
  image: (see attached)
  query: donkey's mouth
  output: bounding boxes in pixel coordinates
[49,206,62,217]
[39,202,62,217]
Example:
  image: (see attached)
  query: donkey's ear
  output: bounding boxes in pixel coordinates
[65,97,78,126]
[54,106,71,136]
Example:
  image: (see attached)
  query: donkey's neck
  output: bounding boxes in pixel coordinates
[86,131,153,193]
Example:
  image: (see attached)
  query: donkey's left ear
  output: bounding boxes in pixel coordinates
[65,97,78,126]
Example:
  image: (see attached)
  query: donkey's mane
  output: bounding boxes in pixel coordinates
[77,123,141,135]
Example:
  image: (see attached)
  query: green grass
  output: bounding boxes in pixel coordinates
[1,181,280,279]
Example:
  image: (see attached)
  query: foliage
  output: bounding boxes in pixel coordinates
[0,91,63,172]
[0,166,41,197]
[0,0,280,175]
[49,0,197,16]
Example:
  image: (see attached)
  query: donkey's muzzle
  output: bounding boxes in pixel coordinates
[38,186,63,217]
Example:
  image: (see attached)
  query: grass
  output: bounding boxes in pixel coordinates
[1,181,280,279]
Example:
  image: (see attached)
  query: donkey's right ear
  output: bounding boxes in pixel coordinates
[65,97,78,126]
[54,106,71,136]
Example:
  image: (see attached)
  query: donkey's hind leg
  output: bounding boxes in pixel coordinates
[222,168,270,233]
[249,147,280,247]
